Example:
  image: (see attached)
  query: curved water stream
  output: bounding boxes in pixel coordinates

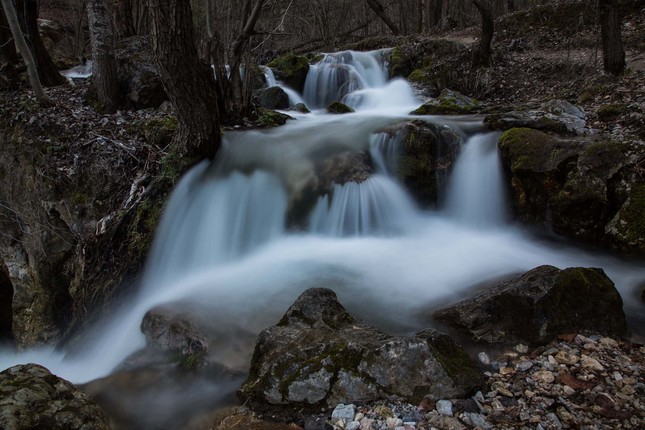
[2,49,644,426]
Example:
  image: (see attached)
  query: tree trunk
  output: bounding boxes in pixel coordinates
[147,0,220,160]
[440,0,449,30]
[599,0,625,75]
[472,0,494,68]
[365,0,400,35]
[16,0,65,86]
[87,0,122,113]
[113,0,149,38]
[0,5,20,86]
[507,0,515,12]
[0,0,50,103]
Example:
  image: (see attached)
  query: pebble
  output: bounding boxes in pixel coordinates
[515,344,529,354]
[332,404,356,422]
[318,334,643,430]
[478,352,490,365]
[435,400,453,417]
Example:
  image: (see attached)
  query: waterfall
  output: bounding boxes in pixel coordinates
[3,43,645,415]
[443,132,508,227]
[309,175,417,236]
[261,65,305,106]
[303,50,390,109]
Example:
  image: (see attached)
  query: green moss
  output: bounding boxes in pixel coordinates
[326,102,354,114]
[256,108,293,128]
[387,47,411,78]
[179,351,207,371]
[597,104,628,122]
[411,100,474,115]
[499,128,560,171]
[308,53,324,64]
[268,53,309,75]
[408,68,432,84]
[614,184,645,244]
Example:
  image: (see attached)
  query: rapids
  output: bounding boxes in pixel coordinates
[1,49,644,425]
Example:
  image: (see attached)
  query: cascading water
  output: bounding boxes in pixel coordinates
[2,47,644,428]
[261,66,304,106]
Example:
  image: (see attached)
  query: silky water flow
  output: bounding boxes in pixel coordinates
[2,49,645,427]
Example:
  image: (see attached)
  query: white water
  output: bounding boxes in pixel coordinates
[2,49,644,393]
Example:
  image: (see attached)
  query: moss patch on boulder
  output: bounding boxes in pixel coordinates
[326,101,355,114]
[268,54,310,93]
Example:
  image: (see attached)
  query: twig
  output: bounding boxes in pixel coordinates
[89,131,140,162]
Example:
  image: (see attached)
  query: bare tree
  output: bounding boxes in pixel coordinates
[0,0,51,103]
[472,0,494,67]
[15,0,65,86]
[598,0,625,75]
[148,0,220,159]
[0,6,20,86]
[87,0,123,112]
[365,0,400,35]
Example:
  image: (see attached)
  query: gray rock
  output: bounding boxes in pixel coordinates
[485,100,588,135]
[240,288,482,407]
[463,412,493,430]
[434,265,627,345]
[257,86,290,110]
[0,364,110,430]
[116,36,168,109]
[332,403,356,422]
[436,399,453,416]
[140,307,209,356]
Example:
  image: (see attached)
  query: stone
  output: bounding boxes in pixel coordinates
[411,89,480,115]
[555,351,579,365]
[485,100,588,135]
[434,265,627,346]
[327,102,355,114]
[239,289,482,408]
[580,355,605,371]
[531,370,555,384]
[516,361,534,372]
[463,412,493,430]
[140,307,209,356]
[0,364,110,430]
[436,399,453,416]
[257,86,290,110]
[478,352,490,365]
[116,36,168,109]
[268,53,310,93]
[332,404,356,422]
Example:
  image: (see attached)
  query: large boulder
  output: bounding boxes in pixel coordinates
[141,307,209,358]
[391,120,462,207]
[434,265,627,346]
[116,36,168,109]
[485,100,588,135]
[498,127,645,254]
[256,86,290,110]
[239,288,483,409]
[0,364,110,430]
[268,54,310,93]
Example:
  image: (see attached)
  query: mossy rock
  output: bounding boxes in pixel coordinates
[140,115,178,148]
[267,53,310,93]
[387,47,413,78]
[498,127,578,172]
[407,68,433,84]
[326,102,354,114]
[255,108,294,128]
[597,104,628,122]
[606,184,645,253]
[411,89,480,115]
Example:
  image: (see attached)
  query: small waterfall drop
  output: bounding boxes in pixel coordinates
[261,66,305,106]
[309,175,418,236]
[443,132,508,227]
[303,50,389,109]
[369,131,404,176]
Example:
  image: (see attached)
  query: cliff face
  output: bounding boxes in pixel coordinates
[0,84,181,348]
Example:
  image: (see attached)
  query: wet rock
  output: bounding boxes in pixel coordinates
[327,102,355,114]
[497,127,645,254]
[268,54,310,93]
[388,120,462,207]
[436,399,453,416]
[257,86,290,110]
[116,36,168,109]
[239,288,482,408]
[485,100,588,135]
[256,108,294,128]
[141,307,209,357]
[290,103,311,114]
[434,265,627,346]
[411,89,480,115]
[0,364,110,430]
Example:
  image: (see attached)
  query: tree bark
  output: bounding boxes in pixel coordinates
[147,0,220,160]
[1,0,50,102]
[598,0,625,75]
[15,0,65,86]
[472,0,494,67]
[0,5,20,86]
[365,0,400,35]
[87,0,122,113]
[440,0,449,30]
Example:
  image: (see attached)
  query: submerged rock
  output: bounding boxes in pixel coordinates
[141,307,209,357]
[434,265,627,345]
[0,364,110,430]
[239,288,482,408]
[327,101,355,114]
